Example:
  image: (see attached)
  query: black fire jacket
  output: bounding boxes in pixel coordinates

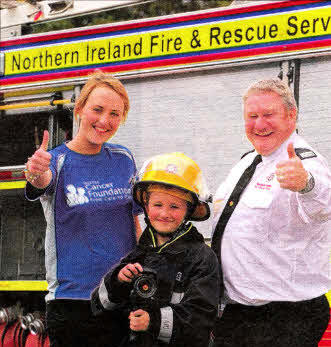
[91,222,220,347]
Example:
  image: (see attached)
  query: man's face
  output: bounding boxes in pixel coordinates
[244,91,296,156]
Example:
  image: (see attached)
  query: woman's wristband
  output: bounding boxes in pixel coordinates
[23,167,40,183]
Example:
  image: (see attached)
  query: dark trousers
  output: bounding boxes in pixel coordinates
[212,295,330,347]
[46,299,127,347]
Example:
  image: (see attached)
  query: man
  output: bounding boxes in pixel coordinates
[211,78,331,347]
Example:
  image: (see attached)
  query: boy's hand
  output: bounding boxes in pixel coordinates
[118,263,143,283]
[129,309,150,331]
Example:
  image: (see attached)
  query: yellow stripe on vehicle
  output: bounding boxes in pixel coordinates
[0,181,26,190]
[0,281,48,291]
[326,290,331,306]
[4,6,331,77]
[0,99,71,110]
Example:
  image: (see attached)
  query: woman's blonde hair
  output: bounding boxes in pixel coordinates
[74,70,130,124]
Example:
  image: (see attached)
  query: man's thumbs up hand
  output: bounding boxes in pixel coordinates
[286,142,297,160]
[275,143,308,192]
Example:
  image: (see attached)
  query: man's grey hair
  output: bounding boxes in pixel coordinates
[243,78,297,112]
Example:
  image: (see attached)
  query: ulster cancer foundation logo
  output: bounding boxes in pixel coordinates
[66,184,89,206]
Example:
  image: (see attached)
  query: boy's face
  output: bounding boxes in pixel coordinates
[146,191,188,234]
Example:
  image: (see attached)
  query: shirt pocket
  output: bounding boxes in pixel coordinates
[241,185,274,209]
[238,185,274,242]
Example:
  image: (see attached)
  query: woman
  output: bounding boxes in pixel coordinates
[25,71,142,346]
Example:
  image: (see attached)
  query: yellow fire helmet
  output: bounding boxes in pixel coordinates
[133,152,212,221]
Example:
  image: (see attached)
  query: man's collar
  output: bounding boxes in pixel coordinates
[261,131,297,163]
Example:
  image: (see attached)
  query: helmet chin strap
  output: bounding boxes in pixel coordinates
[144,214,190,241]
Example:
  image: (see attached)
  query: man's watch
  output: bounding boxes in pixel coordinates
[299,171,315,194]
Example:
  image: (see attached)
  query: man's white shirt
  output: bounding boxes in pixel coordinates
[213,132,331,305]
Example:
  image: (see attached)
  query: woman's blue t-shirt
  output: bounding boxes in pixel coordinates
[38,143,141,301]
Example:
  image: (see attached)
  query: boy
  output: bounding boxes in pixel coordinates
[91,152,220,347]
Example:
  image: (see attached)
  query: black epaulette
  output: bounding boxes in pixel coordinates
[241,149,255,159]
[295,148,317,160]
[240,148,316,160]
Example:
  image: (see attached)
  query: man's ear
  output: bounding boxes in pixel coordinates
[289,107,297,121]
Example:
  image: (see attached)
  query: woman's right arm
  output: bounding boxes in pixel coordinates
[134,215,142,241]
[24,130,52,189]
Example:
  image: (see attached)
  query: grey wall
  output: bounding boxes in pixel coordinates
[112,57,331,237]
[113,62,281,237]
[299,56,331,164]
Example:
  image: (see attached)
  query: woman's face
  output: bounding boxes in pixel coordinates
[76,86,124,152]
[146,191,188,234]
